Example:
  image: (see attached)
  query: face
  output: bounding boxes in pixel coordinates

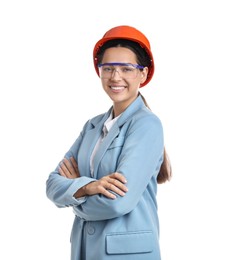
[100,47,148,116]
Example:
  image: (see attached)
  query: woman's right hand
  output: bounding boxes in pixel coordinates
[75,172,128,200]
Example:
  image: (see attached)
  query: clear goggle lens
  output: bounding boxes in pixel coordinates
[98,62,144,79]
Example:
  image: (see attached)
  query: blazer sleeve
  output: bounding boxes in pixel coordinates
[73,113,164,221]
[46,120,95,208]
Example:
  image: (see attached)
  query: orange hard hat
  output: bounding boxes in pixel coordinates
[93,25,154,87]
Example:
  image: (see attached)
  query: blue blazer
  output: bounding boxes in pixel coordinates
[46,95,164,260]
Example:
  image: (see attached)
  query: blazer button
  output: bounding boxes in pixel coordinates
[87,226,95,235]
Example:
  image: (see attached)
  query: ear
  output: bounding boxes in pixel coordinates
[140,67,148,84]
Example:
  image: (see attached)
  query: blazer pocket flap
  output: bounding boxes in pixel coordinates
[108,137,124,149]
[106,231,153,254]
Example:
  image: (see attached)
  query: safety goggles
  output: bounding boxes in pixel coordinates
[98,62,144,79]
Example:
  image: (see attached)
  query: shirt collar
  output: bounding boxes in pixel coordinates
[104,111,121,133]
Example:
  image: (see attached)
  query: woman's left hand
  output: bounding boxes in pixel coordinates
[59,157,80,179]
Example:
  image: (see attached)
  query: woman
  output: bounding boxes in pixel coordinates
[46,25,172,260]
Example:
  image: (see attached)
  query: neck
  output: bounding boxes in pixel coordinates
[113,93,140,117]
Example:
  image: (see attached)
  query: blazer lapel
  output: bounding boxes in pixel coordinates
[91,95,145,179]
[77,110,111,177]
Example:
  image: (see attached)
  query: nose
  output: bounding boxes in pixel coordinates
[111,68,122,80]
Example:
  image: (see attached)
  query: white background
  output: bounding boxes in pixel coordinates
[0,0,225,259]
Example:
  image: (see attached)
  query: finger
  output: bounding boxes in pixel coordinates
[59,166,67,177]
[69,157,80,178]
[103,190,117,199]
[107,175,128,193]
[70,157,79,174]
[109,178,128,193]
[85,181,116,199]
[60,161,73,178]
[110,172,127,184]
[97,185,117,199]
[62,158,77,176]
[98,179,127,197]
[106,182,127,196]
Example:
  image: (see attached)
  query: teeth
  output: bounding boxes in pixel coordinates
[111,86,124,90]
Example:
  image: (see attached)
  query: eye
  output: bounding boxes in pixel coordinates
[121,66,134,73]
[103,66,113,73]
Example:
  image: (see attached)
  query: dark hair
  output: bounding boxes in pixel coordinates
[140,94,172,184]
[97,39,172,184]
[96,39,152,69]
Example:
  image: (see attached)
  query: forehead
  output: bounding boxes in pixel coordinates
[102,47,137,63]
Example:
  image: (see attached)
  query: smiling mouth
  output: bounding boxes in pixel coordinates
[110,86,126,91]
